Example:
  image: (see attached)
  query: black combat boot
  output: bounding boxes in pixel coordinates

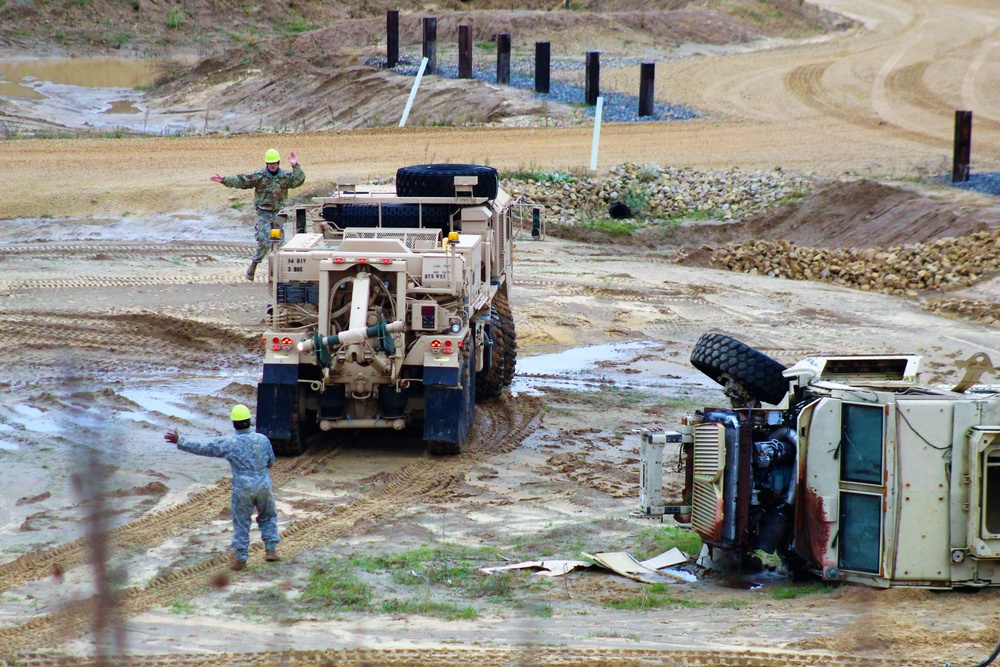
[245,261,259,281]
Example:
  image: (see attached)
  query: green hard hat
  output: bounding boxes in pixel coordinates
[231,404,252,421]
[264,148,280,164]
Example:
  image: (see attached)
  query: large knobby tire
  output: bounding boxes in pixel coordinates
[475,315,505,400]
[690,333,788,405]
[493,289,517,386]
[396,164,499,200]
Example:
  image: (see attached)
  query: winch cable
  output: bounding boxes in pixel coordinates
[938,632,1000,667]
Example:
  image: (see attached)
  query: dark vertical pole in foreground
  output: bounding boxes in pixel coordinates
[639,62,655,117]
[535,41,550,93]
[953,109,972,183]
[423,17,437,75]
[585,51,600,106]
[458,25,472,79]
[295,208,307,234]
[497,33,511,85]
[386,10,399,68]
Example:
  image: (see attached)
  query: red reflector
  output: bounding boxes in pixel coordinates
[380,258,392,265]
[334,257,345,264]
[457,341,464,348]
[271,344,281,351]
[357,257,368,264]
[272,337,279,344]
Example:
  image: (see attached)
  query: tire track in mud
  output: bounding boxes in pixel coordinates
[0,273,249,291]
[1,242,252,258]
[514,279,710,305]
[0,311,260,356]
[883,60,1000,133]
[0,445,346,594]
[0,396,542,654]
[783,61,943,148]
[1,646,929,667]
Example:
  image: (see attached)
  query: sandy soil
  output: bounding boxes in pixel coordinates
[1,0,1000,665]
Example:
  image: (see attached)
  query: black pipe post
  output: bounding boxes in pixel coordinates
[638,62,655,117]
[953,110,973,183]
[585,51,600,106]
[497,33,511,85]
[535,41,550,94]
[386,10,399,68]
[423,17,437,75]
[458,25,472,79]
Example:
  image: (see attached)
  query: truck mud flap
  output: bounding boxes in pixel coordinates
[423,363,472,445]
[423,385,471,444]
[256,383,297,441]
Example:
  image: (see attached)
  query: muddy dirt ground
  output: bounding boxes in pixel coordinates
[2,0,1000,665]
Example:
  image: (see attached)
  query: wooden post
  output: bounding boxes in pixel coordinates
[496,33,511,85]
[953,110,972,183]
[386,10,399,68]
[423,17,437,75]
[585,51,600,106]
[459,25,472,79]
[639,62,654,117]
[535,41,550,94]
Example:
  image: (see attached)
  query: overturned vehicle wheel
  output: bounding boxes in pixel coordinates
[690,333,788,406]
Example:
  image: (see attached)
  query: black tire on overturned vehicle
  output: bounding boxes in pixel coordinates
[690,333,788,406]
[395,164,500,200]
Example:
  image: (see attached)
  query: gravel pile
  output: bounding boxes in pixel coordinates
[950,172,1000,197]
[926,297,998,325]
[368,55,698,123]
[503,163,812,225]
[704,230,1000,296]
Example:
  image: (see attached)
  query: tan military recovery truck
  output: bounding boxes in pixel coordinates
[255,164,524,456]
[646,333,1000,588]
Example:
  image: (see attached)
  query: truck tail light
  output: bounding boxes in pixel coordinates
[281,337,293,351]
[443,340,453,354]
[271,336,281,351]
[334,257,345,264]
[380,258,392,265]
[430,339,442,351]
[357,257,368,264]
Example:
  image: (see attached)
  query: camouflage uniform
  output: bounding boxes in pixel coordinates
[177,427,280,563]
[222,164,306,263]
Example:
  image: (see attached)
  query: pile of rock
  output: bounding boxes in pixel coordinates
[706,230,1000,296]
[503,163,813,225]
[926,297,998,325]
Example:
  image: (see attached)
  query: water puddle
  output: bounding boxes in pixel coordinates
[0,211,246,244]
[0,423,20,450]
[0,57,199,134]
[512,341,710,396]
[104,99,141,114]
[9,405,63,434]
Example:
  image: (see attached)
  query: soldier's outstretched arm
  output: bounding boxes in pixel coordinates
[176,435,231,458]
[286,163,305,189]
[222,172,262,190]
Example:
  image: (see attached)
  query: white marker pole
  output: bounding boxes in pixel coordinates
[399,57,429,128]
[590,96,604,171]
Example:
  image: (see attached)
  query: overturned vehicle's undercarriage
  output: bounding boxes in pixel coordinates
[649,333,1000,589]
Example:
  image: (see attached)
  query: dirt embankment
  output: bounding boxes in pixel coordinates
[0,0,846,58]
[96,0,848,131]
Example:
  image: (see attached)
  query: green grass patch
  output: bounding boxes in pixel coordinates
[502,168,577,184]
[768,582,832,600]
[165,9,184,29]
[168,600,195,615]
[717,597,750,609]
[632,525,702,561]
[380,598,478,620]
[578,217,642,236]
[300,558,373,612]
[607,583,705,611]
[276,15,316,34]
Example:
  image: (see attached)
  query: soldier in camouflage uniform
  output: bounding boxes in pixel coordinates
[211,148,306,281]
[164,405,281,571]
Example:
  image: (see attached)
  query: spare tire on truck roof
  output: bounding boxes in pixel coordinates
[396,164,500,200]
